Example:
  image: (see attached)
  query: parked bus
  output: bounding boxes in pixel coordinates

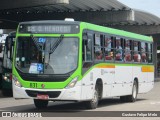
[0,33,8,89]
[2,31,16,96]
[12,20,154,109]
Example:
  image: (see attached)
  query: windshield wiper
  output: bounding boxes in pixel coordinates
[30,35,42,51]
[49,35,64,54]
[45,35,64,70]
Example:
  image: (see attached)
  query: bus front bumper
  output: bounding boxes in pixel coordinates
[13,84,82,101]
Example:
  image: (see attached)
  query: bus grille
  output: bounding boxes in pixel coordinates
[25,90,61,98]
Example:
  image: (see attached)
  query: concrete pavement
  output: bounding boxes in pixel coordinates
[0,81,160,119]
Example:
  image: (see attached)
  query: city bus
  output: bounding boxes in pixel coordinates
[12,20,154,109]
[2,31,16,96]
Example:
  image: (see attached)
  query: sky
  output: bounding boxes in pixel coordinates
[118,0,160,18]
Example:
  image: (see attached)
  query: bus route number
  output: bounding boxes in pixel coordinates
[30,83,37,88]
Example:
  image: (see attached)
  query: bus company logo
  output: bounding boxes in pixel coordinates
[2,112,12,117]
[41,84,45,89]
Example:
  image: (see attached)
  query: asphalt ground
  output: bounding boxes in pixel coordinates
[0,79,160,119]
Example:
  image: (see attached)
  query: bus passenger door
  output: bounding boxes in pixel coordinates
[81,32,94,100]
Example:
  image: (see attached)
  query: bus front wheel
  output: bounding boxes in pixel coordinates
[34,99,48,109]
[85,86,99,109]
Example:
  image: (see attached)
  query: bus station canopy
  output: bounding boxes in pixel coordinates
[0,0,160,30]
[0,0,130,11]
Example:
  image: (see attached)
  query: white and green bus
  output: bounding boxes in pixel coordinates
[12,20,154,109]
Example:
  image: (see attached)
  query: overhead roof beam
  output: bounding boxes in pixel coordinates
[108,25,160,35]
[27,10,134,24]
[0,0,69,10]
[0,10,135,28]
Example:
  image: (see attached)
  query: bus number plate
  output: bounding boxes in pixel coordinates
[37,94,49,100]
[30,83,37,88]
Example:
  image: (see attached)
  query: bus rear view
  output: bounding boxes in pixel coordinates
[13,21,82,108]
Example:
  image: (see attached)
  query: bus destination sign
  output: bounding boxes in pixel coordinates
[19,24,79,34]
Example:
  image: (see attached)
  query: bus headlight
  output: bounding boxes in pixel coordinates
[66,77,78,89]
[13,75,22,87]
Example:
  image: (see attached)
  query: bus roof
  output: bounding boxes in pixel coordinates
[81,22,153,42]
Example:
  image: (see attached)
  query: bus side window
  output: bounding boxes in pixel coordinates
[104,36,113,61]
[141,42,147,63]
[115,38,124,61]
[94,34,104,61]
[5,36,12,59]
[133,41,141,63]
[82,33,93,62]
[124,40,132,62]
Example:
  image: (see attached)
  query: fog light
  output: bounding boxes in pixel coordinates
[66,77,78,89]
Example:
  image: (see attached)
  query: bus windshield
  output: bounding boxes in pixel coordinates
[15,37,78,74]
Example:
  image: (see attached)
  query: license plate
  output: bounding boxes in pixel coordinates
[37,94,49,100]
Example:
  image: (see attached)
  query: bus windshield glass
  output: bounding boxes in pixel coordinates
[15,37,78,74]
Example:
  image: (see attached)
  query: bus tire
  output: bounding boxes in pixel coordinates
[34,99,48,109]
[126,80,138,102]
[85,86,99,109]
